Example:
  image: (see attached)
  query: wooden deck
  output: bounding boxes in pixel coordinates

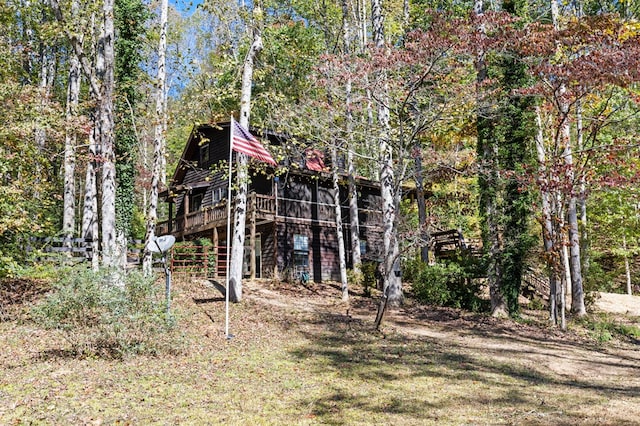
[157,193,276,238]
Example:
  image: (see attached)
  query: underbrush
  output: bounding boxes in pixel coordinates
[574,313,640,343]
[31,266,183,359]
[404,257,488,312]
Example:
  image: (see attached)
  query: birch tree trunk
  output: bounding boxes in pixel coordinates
[98,0,118,269]
[332,146,349,301]
[372,0,403,306]
[576,99,589,275]
[342,0,362,282]
[63,28,80,242]
[229,10,263,303]
[535,106,561,324]
[82,123,99,270]
[551,0,586,316]
[143,0,168,276]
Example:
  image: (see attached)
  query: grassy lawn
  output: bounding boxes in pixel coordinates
[1,277,639,425]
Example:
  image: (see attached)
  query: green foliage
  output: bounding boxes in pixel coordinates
[114,0,149,237]
[405,258,487,311]
[477,46,536,317]
[576,314,640,344]
[348,261,380,297]
[0,78,62,278]
[32,267,182,358]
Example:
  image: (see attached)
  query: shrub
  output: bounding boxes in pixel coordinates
[576,314,640,344]
[406,258,487,312]
[32,267,182,358]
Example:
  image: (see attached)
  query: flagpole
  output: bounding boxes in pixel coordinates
[225,117,234,339]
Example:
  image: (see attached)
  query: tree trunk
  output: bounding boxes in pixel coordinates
[623,234,632,295]
[347,150,362,275]
[341,0,362,280]
[229,14,263,302]
[576,98,589,276]
[372,0,403,306]
[414,144,429,263]
[551,0,585,317]
[97,0,117,268]
[143,0,168,276]
[332,146,349,301]
[535,106,561,324]
[63,35,80,242]
[474,0,508,318]
[559,93,585,316]
[82,123,99,270]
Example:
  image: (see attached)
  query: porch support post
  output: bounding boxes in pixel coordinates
[213,226,219,278]
[182,192,190,233]
[168,199,174,233]
[250,193,257,280]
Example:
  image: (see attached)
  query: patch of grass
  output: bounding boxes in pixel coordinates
[574,313,640,343]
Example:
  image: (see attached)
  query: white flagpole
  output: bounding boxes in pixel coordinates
[225,117,234,339]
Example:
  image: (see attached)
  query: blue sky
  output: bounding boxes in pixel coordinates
[170,0,200,16]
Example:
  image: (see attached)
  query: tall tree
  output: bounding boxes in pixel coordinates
[228,3,263,303]
[115,0,148,267]
[372,0,403,306]
[474,0,537,318]
[62,0,81,244]
[143,0,168,275]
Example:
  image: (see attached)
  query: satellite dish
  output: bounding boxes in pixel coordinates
[149,235,176,254]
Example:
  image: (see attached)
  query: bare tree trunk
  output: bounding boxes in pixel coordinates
[372,0,403,306]
[623,234,632,295]
[342,0,362,281]
[576,99,589,278]
[535,106,560,324]
[414,145,429,263]
[82,123,99,270]
[332,146,349,301]
[98,0,117,269]
[143,0,168,276]
[63,27,80,242]
[347,150,362,273]
[229,11,263,302]
[551,0,585,317]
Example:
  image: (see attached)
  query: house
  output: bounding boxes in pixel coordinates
[157,121,384,282]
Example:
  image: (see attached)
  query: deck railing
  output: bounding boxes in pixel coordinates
[156,193,275,236]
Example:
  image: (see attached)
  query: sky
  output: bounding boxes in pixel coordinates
[170,0,200,16]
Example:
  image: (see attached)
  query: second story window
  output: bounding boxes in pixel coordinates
[212,187,227,204]
[190,193,203,212]
[200,143,210,165]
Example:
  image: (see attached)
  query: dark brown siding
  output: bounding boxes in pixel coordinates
[259,222,276,277]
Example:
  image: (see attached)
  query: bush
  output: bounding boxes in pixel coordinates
[32,267,182,358]
[406,258,487,312]
[575,314,640,344]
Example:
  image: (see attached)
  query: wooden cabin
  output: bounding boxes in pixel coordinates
[157,122,384,282]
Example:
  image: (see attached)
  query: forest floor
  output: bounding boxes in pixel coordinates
[1,276,640,425]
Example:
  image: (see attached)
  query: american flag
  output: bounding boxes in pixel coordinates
[231,118,277,166]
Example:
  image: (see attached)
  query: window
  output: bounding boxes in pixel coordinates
[293,234,309,268]
[190,193,203,212]
[359,240,367,256]
[200,144,210,165]
[212,187,227,204]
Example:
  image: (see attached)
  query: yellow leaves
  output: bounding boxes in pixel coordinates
[618,21,640,42]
